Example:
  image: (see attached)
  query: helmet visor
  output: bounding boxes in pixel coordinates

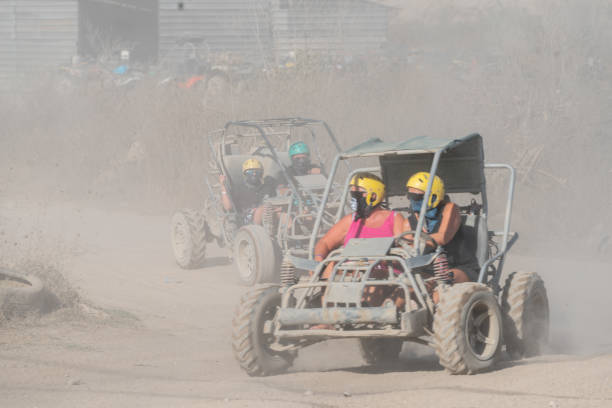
[244,169,262,177]
[406,192,425,201]
[244,169,263,186]
[350,190,365,199]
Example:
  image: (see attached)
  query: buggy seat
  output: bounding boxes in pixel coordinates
[456,207,489,280]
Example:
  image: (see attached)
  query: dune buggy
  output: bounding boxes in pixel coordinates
[232,134,550,375]
[170,118,344,285]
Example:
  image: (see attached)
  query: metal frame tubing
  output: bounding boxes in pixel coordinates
[478,163,516,286]
[413,150,443,253]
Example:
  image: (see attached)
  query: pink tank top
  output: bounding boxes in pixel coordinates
[343,211,395,247]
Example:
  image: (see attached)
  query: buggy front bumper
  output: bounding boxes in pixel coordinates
[277,305,398,326]
[275,307,429,339]
[275,328,413,339]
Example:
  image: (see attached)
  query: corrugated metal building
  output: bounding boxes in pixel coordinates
[271,0,388,59]
[158,0,388,66]
[0,0,78,88]
[158,0,273,67]
[0,0,388,87]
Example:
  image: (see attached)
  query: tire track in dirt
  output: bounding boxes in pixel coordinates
[261,380,612,404]
[2,386,338,408]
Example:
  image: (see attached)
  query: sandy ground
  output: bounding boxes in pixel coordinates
[1,201,611,408]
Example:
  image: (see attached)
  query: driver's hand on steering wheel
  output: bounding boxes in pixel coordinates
[397,234,437,254]
[422,240,437,254]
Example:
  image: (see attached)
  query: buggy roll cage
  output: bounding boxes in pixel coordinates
[308,134,517,288]
[204,117,344,216]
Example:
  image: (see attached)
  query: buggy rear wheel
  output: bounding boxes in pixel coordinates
[501,271,549,359]
[232,285,295,376]
[171,209,208,269]
[433,283,503,374]
[358,338,403,366]
[233,225,278,286]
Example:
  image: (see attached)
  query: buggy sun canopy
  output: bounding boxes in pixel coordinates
[342,134,485,196]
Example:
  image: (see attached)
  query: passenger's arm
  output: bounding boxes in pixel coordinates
[314,214,352,262]
[393,212,407,236]
[401,215,414,236]
[430,202,461,246]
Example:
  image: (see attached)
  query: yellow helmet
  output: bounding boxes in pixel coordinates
[406,172,445,208]
[242,158,263,174]
[350,172,385,207]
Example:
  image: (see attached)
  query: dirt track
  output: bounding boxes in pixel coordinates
[1,1,611,405]
[1,202,611,408]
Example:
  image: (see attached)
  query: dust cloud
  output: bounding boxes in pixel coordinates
[1,0,611,383]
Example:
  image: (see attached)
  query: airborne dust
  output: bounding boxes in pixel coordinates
[0,0,611,400]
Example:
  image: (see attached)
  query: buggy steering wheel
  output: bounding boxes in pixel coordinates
[394,230,436,252]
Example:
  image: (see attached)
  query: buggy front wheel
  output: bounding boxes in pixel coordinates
[433,283,503,374]
[232,285,295,376]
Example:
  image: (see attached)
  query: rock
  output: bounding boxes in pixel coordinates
[67,378,82,386]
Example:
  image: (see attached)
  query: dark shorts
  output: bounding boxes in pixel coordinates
[454,262,480,282]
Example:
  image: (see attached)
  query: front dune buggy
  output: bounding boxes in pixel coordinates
[170,118,344,285]
[232,134,550,375]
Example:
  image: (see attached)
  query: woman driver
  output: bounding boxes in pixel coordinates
[313,172,405,300]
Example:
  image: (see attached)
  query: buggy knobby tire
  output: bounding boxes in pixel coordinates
[501,271,549,359]
[171,209,208,269]
[0,270,46,318]
[233,225,278,286]
[358,338,403,366]
[433,283,503,374]
[232,285,295,376]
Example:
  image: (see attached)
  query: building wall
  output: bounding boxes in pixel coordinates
[158,0,388,68]
[158,0,273,68]
[271,0,388,61]
[0,0,78,87]
[0,0,388,87]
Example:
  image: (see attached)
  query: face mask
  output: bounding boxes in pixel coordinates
[409,193,439,214]
[292,156,310,175]
[410,198,424,213]
[349,196,359,212]
[350,190,369,219]
[244,172,262,189]
[409,195,440,231]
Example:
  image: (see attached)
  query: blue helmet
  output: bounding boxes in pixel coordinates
[289,141,310,157]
